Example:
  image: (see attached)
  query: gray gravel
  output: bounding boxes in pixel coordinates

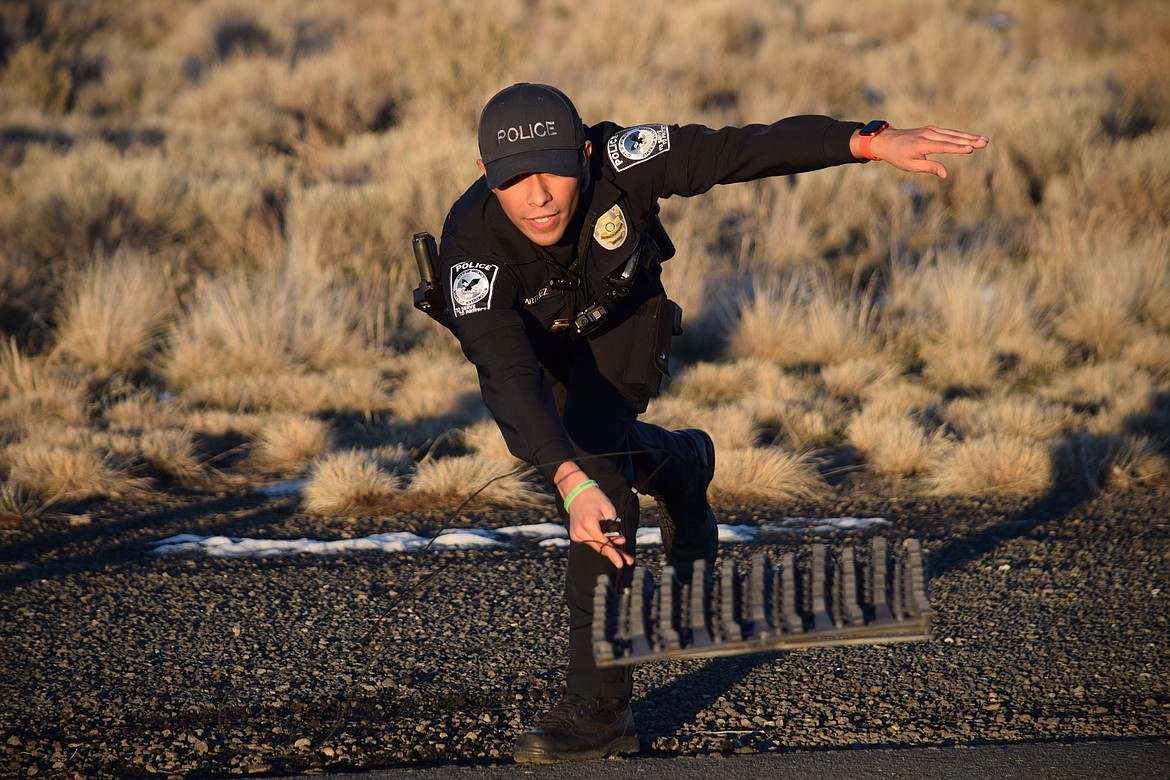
[1,485,1168,778]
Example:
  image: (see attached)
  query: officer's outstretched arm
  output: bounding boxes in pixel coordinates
[555,461,633,569]
[854,125,989,180]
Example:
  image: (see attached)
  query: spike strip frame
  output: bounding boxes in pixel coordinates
[592,536,933,667]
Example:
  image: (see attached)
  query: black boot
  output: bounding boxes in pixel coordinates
[513,694,639,764]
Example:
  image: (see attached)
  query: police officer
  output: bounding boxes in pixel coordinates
[433,83,988,764]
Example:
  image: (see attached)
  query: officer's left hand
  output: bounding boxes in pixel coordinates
[865,125,989,180]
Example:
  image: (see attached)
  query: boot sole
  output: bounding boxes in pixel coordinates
[513,734,639,764]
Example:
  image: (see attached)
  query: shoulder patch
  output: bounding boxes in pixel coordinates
[450,261,499,317]
[606,125,670,173]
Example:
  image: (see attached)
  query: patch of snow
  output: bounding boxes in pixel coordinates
[496,522,567,540]
[760,516,888,534]
[635,526,662,545]
[150,517,889,558]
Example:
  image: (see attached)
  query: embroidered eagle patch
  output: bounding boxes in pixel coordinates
[606,125,670,173]
[449,261,499,317]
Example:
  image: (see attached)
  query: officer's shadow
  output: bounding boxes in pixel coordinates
[634,653,772,741]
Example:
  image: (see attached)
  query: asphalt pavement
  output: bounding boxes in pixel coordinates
[312,740,1170,779]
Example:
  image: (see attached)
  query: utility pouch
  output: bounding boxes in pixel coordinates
[623,294,682,399]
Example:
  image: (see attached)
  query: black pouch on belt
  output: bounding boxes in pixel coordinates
[623,293,683,399]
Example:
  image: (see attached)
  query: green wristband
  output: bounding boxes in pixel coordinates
[563,479,598,512]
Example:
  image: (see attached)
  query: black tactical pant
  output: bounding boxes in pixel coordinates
[545,297,717,698]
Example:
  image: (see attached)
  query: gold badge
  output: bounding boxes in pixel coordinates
[593,205,628,251]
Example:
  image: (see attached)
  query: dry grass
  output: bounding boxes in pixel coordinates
[52,248,175,373]
[103,390,186,433]
[136,428,213,487]
[4,440,151,503]
[857,380,939,420]
[1041,362,1160,437]
[729,272,878,368]
[926,435,1054,497]
[406,454,542,510]
[846,412,949,478]
[767,398,851,450]
[1035,226,1170,359]
[671,359,815,410]
[301,449,404,516]
[942,395,1078,442]
[250,414,334,474]
[670,361,757,407]
[459,418,524,468]
[882,250,1051,390]
[2,0,1169,511]
[0,480,53,522]
[820,358,901,402]
[0,340,90,428]
[385,348,483,424]
[162,267,372,388]
[709,447,826,505]
[184,410,268,439]
[1105,436,1170,490]
[179,367,391,415]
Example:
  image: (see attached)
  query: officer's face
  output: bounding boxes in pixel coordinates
[478,142,592,247]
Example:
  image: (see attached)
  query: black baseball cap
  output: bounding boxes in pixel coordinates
[477,83,585,189]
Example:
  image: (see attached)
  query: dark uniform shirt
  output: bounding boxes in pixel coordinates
[438,115,861,482]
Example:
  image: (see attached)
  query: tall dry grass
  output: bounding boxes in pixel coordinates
[52,247,176,373]
[729,271,878,368]
[1,0,1168,515]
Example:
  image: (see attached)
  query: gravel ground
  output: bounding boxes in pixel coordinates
[1,483,1167,778]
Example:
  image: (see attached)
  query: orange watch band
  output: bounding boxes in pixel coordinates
[859,120,890,161]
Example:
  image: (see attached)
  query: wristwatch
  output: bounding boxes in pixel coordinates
[858,120,890,161]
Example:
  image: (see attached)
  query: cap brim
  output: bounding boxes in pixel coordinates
[483,148,579,190]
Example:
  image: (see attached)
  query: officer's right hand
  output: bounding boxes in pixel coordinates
[562,479,634,570]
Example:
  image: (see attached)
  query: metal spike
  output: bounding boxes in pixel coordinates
[629,567,654,657]
[592,576,615,665]
[838,546,864,627]
[904,539,932,618]
[720,558,741,644]
[870,536,893,623]
[809,544,832,631]
[687,560,713,651]
[779,551,804,634]
[749,553,773,641]
[658,565,681,652]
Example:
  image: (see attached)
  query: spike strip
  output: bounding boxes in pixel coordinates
[594,537,933,666]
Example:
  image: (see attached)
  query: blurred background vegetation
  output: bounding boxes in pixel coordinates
[1,0,1168,519]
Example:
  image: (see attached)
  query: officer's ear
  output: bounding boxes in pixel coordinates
[579,141,592,175]
[476,159,487,177]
